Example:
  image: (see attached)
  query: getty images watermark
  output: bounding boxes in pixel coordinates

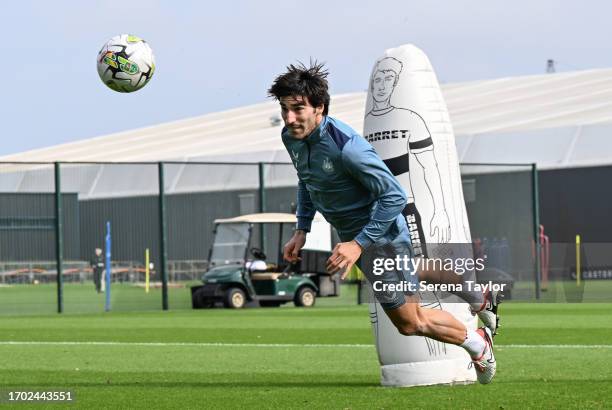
[369,254,507,293]
[358,241,612,304]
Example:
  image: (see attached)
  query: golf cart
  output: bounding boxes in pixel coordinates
[190,213,340,309]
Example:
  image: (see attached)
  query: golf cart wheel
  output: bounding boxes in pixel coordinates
[224,287,246,309]
[294,287,316,307]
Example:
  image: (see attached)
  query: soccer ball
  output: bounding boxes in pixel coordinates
[97,34,155,93]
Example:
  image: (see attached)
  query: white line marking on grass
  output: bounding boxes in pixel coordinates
[0,341,373,348]
[0,341,611,349]
[498,344,612,349]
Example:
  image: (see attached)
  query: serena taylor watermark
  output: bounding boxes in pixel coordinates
[370,254,507,293]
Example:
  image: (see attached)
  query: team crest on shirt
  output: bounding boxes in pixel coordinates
[291,150,300,166]
[322,157,335,174]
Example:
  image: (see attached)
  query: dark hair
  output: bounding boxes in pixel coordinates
[267,61,330,115]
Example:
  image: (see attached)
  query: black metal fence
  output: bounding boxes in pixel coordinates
[0,161,542,315]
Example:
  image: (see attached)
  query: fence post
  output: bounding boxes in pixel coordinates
[105,221,112,312]
[54,162,64,313]
[532,163,541,300]
[158,162,169,310]
[258,162,266,250]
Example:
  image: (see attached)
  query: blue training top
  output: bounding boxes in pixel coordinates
[282,115,408,250]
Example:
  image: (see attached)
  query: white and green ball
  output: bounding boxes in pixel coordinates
[96,34,155,93]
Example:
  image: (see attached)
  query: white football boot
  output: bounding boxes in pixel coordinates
[470,327,497,384]
[472,289,503,336]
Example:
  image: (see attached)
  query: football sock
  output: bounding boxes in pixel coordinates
[469,294,486,313]
[460,329,486,359]
[461,288,487,312]
[461,289,485,311]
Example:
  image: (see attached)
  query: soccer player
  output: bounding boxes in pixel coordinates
[268,62,497,384]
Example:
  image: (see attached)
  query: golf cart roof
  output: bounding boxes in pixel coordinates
[215,213,323,224]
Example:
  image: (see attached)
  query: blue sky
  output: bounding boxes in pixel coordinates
[0,0,610,156]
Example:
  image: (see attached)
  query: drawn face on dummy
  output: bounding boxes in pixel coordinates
[370,57,403,109]
[279,95,324,140]
[371,70,398,105]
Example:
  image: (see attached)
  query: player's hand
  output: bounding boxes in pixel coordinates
[283,230,307,263]
[326,240,363,279]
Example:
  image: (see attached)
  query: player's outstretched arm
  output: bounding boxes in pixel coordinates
[283,230,307,263]
[326,240,363,278]
[342,137,407,250]
[296,178,316,233]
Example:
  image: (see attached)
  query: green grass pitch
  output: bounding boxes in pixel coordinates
[0,285,611,409]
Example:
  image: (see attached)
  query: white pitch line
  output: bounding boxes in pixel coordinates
[0,341,373,348]
[497,344,612,349]
[0,341,611,349]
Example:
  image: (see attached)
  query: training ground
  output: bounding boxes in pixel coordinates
[0,284,611,409]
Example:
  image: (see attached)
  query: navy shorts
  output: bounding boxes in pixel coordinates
[356,226,418,310]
